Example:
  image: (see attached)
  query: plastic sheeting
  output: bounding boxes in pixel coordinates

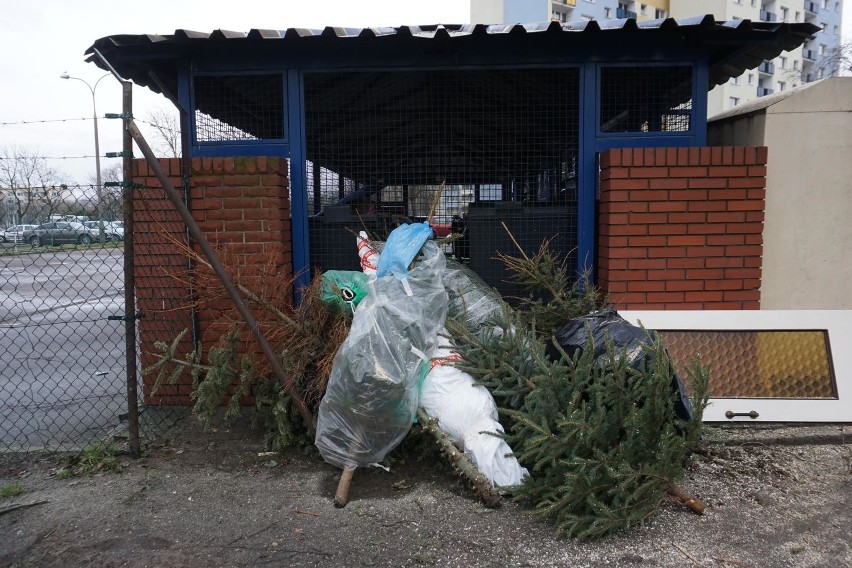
[443,259,504,333]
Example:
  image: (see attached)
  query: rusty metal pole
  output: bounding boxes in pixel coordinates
[122,82,141,458]
[125,120,314,431]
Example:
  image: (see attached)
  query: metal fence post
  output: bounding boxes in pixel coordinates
[122,81,141,458]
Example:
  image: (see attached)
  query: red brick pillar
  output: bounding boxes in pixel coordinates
[132,156,292,404]
[597,147,767,310]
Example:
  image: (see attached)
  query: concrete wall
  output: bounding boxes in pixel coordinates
[709,78,852,309]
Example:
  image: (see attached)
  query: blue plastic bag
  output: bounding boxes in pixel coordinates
[376,222,433,279]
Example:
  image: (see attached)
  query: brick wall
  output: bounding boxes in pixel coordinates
[597,147,767,310]
[132,157,292,404]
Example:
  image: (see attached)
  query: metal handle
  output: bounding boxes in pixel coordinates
[725,410,759,419]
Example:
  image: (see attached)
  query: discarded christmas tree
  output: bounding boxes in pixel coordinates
[145,239,351,451]
[446,237,709,540]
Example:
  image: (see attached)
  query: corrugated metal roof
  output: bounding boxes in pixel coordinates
[85,17,818,97]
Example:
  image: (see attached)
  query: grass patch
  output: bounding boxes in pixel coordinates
[63,442,121,476]
[1,480,25,498]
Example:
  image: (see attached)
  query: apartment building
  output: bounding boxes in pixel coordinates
[470,0,845,116]
[470,0,670,24]
[670,0,845,116]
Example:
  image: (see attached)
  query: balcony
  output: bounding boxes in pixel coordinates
[757,87,774,96]
[553,0,576,6]
[758,61,775,75]
[802,49,816,61]
[760,9,777,21]
[616,7,637,18]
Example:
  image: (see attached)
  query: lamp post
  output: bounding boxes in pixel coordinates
[60,72,109,224]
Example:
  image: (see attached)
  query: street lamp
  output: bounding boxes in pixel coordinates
[60,72,110,223]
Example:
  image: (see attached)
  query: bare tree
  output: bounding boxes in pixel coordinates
[99,164,124,221]
[145,105,181,158]
[780,43,852,84]
[815,43,852,78]
[0,145,68,225]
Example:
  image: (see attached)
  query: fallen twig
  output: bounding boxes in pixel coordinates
[668,484,705,514]
[0,500,48,516]
[671,542,704,567]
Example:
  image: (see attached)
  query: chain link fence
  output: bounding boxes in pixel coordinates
[0,182,190,461]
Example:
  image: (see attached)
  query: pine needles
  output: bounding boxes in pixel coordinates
[447,238,709,540]
[144,237,351,451]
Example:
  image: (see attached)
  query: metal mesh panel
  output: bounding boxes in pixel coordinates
[303,68,580,295]
[600,66,692,132]
[194,74,285,142]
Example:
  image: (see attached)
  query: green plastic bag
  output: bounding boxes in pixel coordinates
[320,270,369,314]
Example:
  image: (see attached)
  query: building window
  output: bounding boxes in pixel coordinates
[730,76,740,85]
[834,25,839,35]
[821,0,828,8]
[780,7,789,19]
[604,7,612,17]
[655,8,666,17]
[819,44,827,56]
[748,73,755,85]
[820,21,827,31]
[795,10,800,21]
[794,60,800,70]
[836,2,841,12]
[779,56,787,68]
[818,68,825,79]
[729,96,740,108]
[778,81,786,92]
[640,4,647,15]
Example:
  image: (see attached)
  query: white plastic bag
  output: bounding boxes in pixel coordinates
[420,331,529,488]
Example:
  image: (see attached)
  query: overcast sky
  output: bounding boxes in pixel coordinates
[0,0,469,185]
[1,1,850,186]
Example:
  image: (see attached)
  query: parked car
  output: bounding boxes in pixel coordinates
[83,221,122,242]
[1,224,37,243]
[105,220,124,241]
[24,221,96,247]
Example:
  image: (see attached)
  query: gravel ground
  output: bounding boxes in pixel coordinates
[1,419,849,568]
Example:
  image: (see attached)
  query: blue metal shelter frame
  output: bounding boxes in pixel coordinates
[86,18,817,291]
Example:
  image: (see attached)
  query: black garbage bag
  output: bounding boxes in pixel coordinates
[546,308,693,422]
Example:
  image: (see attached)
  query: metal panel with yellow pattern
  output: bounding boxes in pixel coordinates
[659,330,837,399]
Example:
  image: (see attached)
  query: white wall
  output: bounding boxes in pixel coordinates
[710,78,852,309]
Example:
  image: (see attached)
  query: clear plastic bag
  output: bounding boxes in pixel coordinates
[315,239,449,470]
[442,259,503,333]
